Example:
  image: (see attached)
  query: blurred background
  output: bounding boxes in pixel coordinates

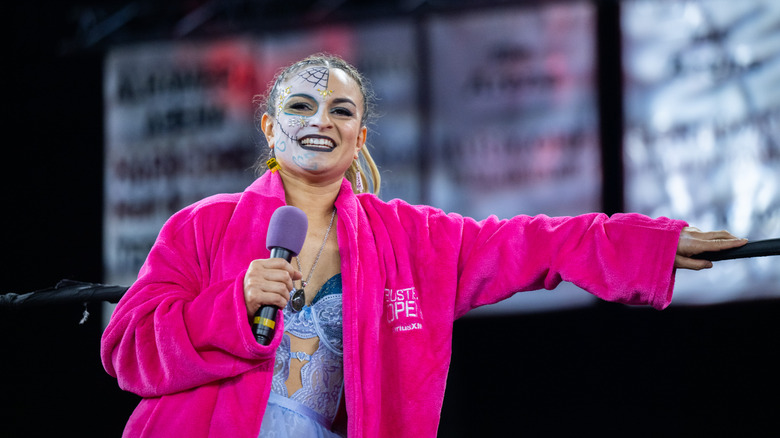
[3,0,778,436]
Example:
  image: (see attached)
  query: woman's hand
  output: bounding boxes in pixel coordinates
[243,258,302,317]
[675,227,748,270]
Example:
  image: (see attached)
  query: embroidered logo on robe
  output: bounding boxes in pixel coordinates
[384,286,424,333]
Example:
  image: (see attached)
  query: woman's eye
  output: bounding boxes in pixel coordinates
[332,107,354,117]
[288,102,312,112]
[284,96,317,114]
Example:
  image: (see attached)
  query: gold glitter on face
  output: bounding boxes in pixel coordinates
[277,86,291,114]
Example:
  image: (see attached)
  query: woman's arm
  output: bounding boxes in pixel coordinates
[100,202,282,398]
[451,212,689,315]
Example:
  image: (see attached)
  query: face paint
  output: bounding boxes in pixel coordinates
[276,86,291,115]
[270,67,362,176]
[287,116,309,129]
[292,151,319,171]
[275,68,331,143]
[297,66,330,90]
[274,67,336,169]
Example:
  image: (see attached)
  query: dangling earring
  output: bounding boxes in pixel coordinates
[355,166,364,193]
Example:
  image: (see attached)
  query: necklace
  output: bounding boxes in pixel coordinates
[289,208,336,312]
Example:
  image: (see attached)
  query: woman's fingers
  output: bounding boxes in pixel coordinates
[675,227,748,270]
[243,258,302,315]
[675,254,713,271]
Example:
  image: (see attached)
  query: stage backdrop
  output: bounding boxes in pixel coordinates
[622,0,780,304]
[103,1,777,322]
[103,4,602,321]
[427,3,602,315]
[103,38,261,289]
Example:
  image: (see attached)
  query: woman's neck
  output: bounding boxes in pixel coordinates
[280,172,342,224]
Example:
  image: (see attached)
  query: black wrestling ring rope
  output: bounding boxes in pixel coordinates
[0,279,128,308]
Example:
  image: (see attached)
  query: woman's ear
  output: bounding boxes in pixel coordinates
[261,113,275,147]
[354,126,367,159]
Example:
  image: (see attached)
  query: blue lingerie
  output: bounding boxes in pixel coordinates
[259,274,344,438]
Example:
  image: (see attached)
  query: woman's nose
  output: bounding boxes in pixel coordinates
[308,109,333,128]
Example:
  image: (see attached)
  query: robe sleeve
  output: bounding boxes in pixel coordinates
[100,200,282,398]
[448,212,687,318]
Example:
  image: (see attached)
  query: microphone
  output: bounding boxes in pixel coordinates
[252,206,308,345]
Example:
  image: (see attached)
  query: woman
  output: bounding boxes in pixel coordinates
[101,54,746,438]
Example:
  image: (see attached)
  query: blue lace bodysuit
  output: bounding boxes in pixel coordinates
[258,274,344,438]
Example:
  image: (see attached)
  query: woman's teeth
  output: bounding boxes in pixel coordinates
[300,137,335,150]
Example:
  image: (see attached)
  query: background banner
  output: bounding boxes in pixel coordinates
[103,39,262,288]
[622,0,780,303]
[427,3,601,313]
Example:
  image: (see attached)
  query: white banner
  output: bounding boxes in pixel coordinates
[623,0,780,304]
[102,39,263,326]
[428,4,602,314]
[352,20,422,204]
[428,3,600,220]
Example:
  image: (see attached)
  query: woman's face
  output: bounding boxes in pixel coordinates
[264,66,366,181]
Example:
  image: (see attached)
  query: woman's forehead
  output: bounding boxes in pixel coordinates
[283,67,361,99]
[287,65,330,90]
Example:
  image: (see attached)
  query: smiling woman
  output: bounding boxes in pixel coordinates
[100,53,748,438]
[254,54,381,195]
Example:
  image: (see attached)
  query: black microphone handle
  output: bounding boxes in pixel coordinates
[252,246,294,345]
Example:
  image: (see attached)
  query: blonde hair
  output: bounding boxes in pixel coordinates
[253,53,381,196]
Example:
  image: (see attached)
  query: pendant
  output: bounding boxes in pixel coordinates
[290,288,306,312]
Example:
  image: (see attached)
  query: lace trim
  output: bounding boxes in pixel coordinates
[270,274,343,425]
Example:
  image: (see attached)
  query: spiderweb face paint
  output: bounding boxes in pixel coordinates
[297,66,330,90]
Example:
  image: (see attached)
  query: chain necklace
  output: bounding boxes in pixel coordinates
[289,208,336,312]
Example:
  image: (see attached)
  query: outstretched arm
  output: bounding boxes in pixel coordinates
[675,227,748,270]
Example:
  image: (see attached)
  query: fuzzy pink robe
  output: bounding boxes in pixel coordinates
[101,170,686,437]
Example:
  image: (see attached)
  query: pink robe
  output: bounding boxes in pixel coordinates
[101,171,686,437]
